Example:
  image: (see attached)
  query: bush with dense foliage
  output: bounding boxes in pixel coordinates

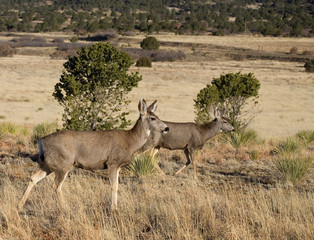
[53,42,142,131]
[304,59,314,73]
[136,57,152,67]
[140,36,160,50]
[194,72,260,130]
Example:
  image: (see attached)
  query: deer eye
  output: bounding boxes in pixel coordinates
[150,117,156,121]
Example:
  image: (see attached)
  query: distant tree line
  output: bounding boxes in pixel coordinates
[0,0,313,37]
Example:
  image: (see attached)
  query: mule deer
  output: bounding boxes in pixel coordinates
[140,107,234,179]
[18,99,169,211]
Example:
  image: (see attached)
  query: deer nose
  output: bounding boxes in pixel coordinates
[162,127,169,134]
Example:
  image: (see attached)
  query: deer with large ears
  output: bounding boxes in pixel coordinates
[140,107,234,180]
[18,99,169,211]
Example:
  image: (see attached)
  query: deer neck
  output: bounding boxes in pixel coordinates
[129,116,150,152]
[202,120,220,141]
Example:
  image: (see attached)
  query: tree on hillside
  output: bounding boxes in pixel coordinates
[53,42,142,131]
[194,72,261,130]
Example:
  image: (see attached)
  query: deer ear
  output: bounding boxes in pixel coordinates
[147,100,158,113]
[214,107,221,118]
[138,99,147,115]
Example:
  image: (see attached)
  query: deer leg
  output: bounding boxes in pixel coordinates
[150,147,165,175]
[190,151,198,181]
[175,148,191,175]
[108,166,120,211]
[18,169,48,210]
[54,170,69,206]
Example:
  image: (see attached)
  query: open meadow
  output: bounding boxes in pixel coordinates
[0,33,313,239]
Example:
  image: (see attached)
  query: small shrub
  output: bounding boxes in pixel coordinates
[140,36,160,50]
[194,72,261,130]
[0,122,18,135]
[52,38,64,43]
[0,44,15,57]
[249,149,260,161]
[31,122,58,145]
[126,154,156,177]
[222,128,258,150]
[302,50,313,56]
[0,122,30,136]
[296,130,314,145]
[304,59,314,73]
[70,36,79,43]
[136,57,152,67]
[274,156,313,184]
[274,138,300,155]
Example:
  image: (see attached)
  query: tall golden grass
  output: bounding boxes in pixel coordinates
[0,127,313,240]
[0,169,313,239]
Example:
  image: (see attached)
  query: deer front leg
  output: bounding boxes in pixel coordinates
[190,151,198,181]
[108,166,120,211]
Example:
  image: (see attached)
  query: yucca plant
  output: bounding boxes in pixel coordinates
[0,122,18,135]
[31,122,58,145]
[126,154,156,177]
[296,130,314,145]
[222,128,257,150]
[274,156,313,184]
[274,138,300,156]
[249,149,260,161]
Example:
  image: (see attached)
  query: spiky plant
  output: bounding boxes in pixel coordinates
[274,156,313,184]
[274,138,300,156]
[296,130,314,145]
[31,122,58,145]
[223,128,257,150]
[126,154,156,177]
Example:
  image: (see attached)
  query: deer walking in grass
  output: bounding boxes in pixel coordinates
[140,107,234,180]
[18,99,169,211]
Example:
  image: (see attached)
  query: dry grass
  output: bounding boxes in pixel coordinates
[0,163,313,239]
[0,131,313,239]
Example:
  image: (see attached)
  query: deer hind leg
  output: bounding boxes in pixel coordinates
[108,166,121,211]
[18,169,48,210]
[53,170,70,206]
[175,148,191,176]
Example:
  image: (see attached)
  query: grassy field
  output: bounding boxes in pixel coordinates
[0,32,314,138]
[0,125,313,239]
[0,32,313,239]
